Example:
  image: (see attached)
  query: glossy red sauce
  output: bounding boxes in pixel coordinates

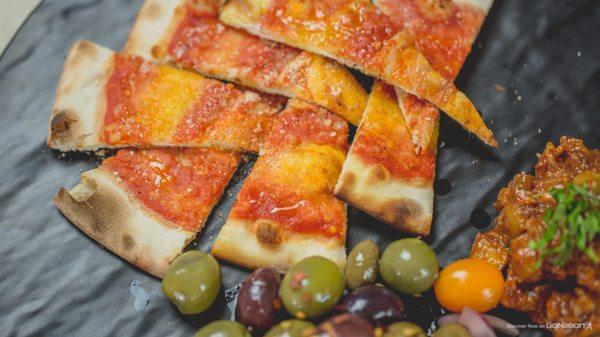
[232,182,346,240]
[355,132,436,182]
[173,81,237,142]
[398,91,440,152]
[403,93,439,130]
[261,0,399,67]
[353,84,436,182]
[103,54,157,144]
[264,102,348,153]
[233,101,347,240]
[102,53,283,152]
[168,4,300,88]
[376,0,486,79]
[103,148,239,232]
[167,9,226,65]
[332,4,399,67]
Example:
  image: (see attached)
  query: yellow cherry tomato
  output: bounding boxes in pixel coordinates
[434,258,504,313]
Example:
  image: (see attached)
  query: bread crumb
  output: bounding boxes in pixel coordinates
[494,84,507,93]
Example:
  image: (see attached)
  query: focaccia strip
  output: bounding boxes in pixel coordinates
[55,148,240,277]
[124,0,367,125]
[219,0,497,147]
[212,99,348,270]
[48,40,282,153]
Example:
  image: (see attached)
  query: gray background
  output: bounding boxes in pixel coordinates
[1,0,598,336]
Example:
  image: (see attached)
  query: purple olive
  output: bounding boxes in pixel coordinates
[339,285,405,325]
[316,314,374,337]
[235,268,282,330]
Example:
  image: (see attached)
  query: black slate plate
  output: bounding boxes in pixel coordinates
[1,0,598,336]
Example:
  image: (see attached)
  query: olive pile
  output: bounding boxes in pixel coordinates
[162,238,456,337]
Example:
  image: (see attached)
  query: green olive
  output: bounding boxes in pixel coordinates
[193,320,251,337]
[264,319,316,337]
[379,238,439,295]
[383,322,426,337]
[161,251,221,315]
[431,324,472,337]
[344,239,380,290]
[279,256,345,318]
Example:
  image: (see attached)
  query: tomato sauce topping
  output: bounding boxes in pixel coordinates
[232,100,347,240]
[168,3,300,89]
[397,90,440,151]
[103,54,158,144]
[174,83,281,151]
[233,181,346,240]
[102,148,239,232]
[264,100,348,153]
[103,54,209,145]
[258,0,483,80]
[402,93,439,133]
[373,0,485,150]
[102,54,283,152]
[260,0,399,67]
[353,83,436,182]
[376,0,486,80]
[173,81,238,142]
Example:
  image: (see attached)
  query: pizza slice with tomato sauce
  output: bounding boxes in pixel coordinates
[335,81,437,236]
[123,0,367,125]
[376,0,493,151]
[219,0,497,147]
[335,0,492,235]
[48,40,284,154]
[54,148,240,277]
[212,99,348,270]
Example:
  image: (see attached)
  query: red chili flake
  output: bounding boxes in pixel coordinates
[291,271,307,290]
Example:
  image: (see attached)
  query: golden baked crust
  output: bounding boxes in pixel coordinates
[48,40,113,151]
[211,218,346,271]
[55,168,195,278]
[123,0,187,61]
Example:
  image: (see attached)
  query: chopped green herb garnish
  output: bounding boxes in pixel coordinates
[529,183,599,268]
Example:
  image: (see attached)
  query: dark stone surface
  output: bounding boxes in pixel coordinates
[0,0,598,336]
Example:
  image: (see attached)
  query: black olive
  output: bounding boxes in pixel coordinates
[315,314,374,337]
[339,285,405,325]
[235,268,282,330]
